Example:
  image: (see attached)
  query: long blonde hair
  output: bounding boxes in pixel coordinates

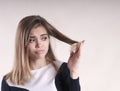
[6,15,78,85]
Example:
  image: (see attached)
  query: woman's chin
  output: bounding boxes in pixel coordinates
[35,54,46,59]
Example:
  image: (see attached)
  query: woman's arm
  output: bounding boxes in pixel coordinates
[68,40,84,79]
[55,40,84,91]
[55,63,80,91]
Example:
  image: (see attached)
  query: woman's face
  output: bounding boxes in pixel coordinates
[27,26,50,60]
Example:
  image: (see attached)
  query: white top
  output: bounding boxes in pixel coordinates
[7,60,63,91]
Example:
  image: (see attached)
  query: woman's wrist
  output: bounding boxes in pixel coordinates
[70,70,79,79]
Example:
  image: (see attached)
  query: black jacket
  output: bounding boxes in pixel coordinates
[1,63,80,91]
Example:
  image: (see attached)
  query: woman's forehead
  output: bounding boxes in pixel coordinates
[29,34,48,38]
[30,26,48,36]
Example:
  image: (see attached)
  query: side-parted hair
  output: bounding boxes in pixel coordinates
[6,15,78,85]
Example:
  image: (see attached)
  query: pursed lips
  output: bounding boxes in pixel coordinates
[35,50,45,54]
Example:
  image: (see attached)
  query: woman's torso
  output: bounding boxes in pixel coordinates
[6,61,63,91]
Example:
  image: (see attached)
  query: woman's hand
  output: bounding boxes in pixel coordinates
[68,40,85,79]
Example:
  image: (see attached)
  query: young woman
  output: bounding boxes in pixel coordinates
[1,15,84,91]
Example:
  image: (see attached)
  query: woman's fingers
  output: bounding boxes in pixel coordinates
[76,40,85,57]
[69,40,85,62]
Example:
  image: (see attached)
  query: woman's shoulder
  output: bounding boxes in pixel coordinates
[53,60,66,69]
[1,75,11,90]
[1,75,11,87]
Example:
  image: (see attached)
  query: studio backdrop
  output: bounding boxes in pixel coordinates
[0,0,120,91]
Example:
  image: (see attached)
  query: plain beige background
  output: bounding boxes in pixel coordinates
[0,0,120,91]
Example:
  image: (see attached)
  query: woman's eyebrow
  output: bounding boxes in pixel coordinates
[40,34,48,36]
[29,36,35,38]
[29,34,48,38]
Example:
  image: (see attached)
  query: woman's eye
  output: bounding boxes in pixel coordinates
[29,39,35,43]
[41,36,48,41]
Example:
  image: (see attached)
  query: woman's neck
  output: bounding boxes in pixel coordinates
[30,58,50,70]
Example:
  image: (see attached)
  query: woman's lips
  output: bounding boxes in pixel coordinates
[35,50,45,54]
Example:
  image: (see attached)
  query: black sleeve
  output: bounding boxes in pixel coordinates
[1,76,11,91]
[55,62,81,91]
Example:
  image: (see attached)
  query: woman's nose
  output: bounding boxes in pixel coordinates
[35,39,42,48]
